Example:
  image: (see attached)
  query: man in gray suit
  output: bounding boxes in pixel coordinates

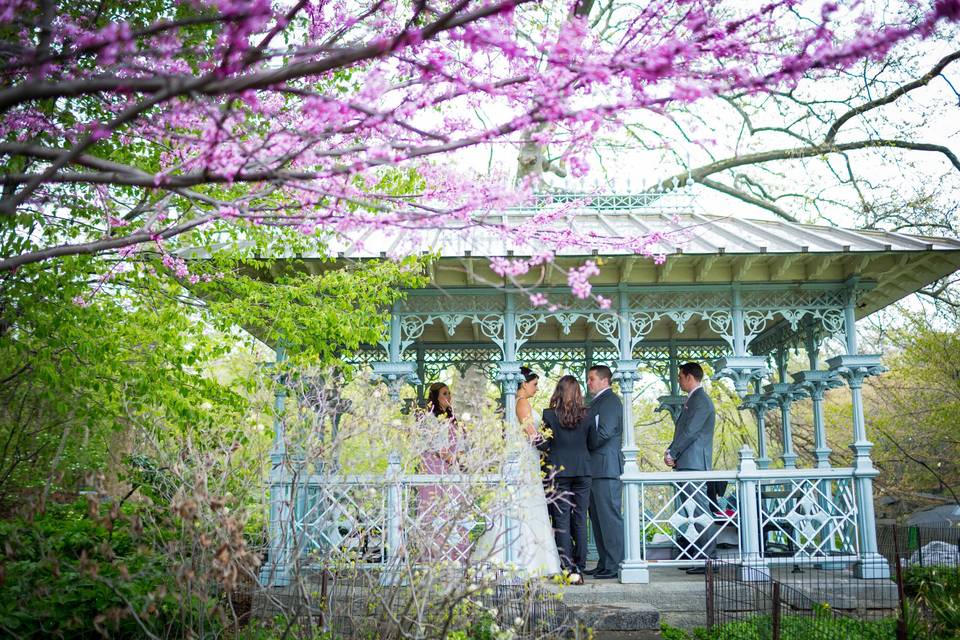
[585,365,625,579]
[664,362,717,574]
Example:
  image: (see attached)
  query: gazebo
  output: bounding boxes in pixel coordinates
[256,193,960,585]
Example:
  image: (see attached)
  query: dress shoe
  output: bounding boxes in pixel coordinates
[567,573,584,585]
[593,572,618,579]
[583,567,604,576]
[685,566,706,575]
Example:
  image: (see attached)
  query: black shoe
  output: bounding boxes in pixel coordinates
[583,567,604,576]
[593,572,618,579]
[685,567,706,575]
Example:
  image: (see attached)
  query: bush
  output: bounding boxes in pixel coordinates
[903,565,960,639]
[0,499,213,638]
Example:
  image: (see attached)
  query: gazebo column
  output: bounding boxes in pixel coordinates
[738,379,774,469]
[617,292,647,583]
[827,283,890,579]
[792,328,838,469]
[415,342,426,405]
[262,342,291,586]
[764,345,805,469]
[796,326,846,562]
[499,293,521,425]
[713,286,769,396]
[371,307,418,401]
[656,340,684,423]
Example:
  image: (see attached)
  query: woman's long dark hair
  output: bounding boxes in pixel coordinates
[549,375,586,429]
[427,382,453,419]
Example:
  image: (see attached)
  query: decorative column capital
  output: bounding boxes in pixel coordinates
[712,356,770,396]
[827,354,886,388]
[495,361,523,385]
[370,361,420,385]
[371,362,420,401]
[763,382,809,406]
[737,392,778,416]
[656,395,685,422]
[613,359,641,391]
[791,369,843,399]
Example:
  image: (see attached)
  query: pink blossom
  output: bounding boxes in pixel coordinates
[567,261,601,300]
[529,293,548,306]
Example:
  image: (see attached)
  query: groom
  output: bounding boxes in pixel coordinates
[585,365,624,579]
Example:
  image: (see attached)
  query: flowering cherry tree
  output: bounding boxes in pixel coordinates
[2,0,959,295]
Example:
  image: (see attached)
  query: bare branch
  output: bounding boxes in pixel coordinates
[698,177,800,222]
[824,49,960,144]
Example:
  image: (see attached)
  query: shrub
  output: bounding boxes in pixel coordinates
[0,499,213,638]
[0,500,236,638]
[904,565,960,639]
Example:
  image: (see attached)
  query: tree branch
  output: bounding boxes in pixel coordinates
[656,139,960,194]
[0,214,217,273]
[0,0,531,114]
[698,177,800,222]
[824,49,960,144]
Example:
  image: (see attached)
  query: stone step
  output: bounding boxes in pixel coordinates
[566,601,660,632]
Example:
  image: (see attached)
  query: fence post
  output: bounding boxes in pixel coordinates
[893,535,908,640]
[381,452,403,586]
[705,559,715,630]
[771,581,781,640]
[737,445,770,582]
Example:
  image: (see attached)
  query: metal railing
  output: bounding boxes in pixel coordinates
[621,446,861,578]
[261,455,524,586]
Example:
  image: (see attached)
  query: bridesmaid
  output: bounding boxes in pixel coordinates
[417,382,470,562]
[538,375,592,584]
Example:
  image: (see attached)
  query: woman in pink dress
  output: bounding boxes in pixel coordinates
[417,382,471,562]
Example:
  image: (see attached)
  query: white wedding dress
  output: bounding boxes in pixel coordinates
[474,413,562,576]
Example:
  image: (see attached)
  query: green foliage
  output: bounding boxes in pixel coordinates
[904,565,960,638]
[660,621,692,640]
[858,311,960,509]
[687,614,899,640]
[0,500,193,638]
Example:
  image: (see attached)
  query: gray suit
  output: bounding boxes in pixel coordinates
[668,386,717,559]
[668,387,715,472]
[586,388,625,575]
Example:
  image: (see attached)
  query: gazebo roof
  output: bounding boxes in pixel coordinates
[184,197,960,340]
[316,202,960,321]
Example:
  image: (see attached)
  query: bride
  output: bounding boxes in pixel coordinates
[475,367,561,576]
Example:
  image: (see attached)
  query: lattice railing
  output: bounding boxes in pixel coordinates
[262,461,523,585]
[757,476,859,563]
[622,452,861,573]
[637,474,741,564]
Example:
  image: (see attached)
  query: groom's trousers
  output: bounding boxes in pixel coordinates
[589,478,624,574]
[550,475,592,572]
